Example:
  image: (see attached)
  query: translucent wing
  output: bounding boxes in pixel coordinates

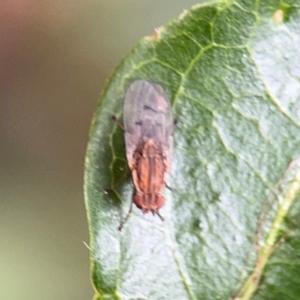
[123,80,173,169]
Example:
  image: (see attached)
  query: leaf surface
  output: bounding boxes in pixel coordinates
[84,1,300,299]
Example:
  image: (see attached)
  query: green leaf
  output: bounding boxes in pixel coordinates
[84,1,300,299]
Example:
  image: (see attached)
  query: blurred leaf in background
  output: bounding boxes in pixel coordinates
[85,0,300,299]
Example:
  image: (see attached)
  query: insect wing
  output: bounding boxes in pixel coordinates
[123,80,173,169]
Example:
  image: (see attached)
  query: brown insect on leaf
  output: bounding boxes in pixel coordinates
[120,79,174,230]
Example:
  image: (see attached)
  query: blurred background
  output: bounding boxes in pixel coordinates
[0,1,202,299]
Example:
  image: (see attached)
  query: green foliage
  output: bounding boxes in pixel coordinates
[84,1,300,299]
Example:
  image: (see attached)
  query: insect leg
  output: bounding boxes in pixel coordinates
[118,197,134,231]
[156,210,165,221]
[111,115,125,131]
[103,164,130,194]
[165,183,172,191]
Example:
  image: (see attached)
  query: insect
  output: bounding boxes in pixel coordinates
[120,79,174,229]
